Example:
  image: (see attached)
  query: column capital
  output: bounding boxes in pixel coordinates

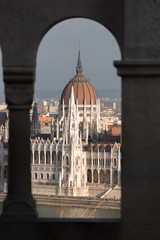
[114,60,160,76]
[3,67,35,109]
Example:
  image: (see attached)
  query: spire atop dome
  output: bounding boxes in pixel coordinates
[76,47,83,75]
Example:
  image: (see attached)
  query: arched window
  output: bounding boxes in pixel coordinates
[46,173,49,180]
[41,173,43,179]
[34,150,38,164]
[87,169,92,183]
[93,169,98,183]
[52,151,56,164]
[58,151,62,161]
[52,174,55,180]
[46,151,50,164]
[113,170,118,184]
[40,151,44,164]
[114,158,117,166]
[35,173,37,179]
[100,169,105,183]
[66,156,69,165]
[58,151,62,166]
[105,170,110,184]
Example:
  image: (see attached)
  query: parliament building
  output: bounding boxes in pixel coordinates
[0,51,121,197]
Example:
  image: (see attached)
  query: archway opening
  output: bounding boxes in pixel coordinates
[32,18,121,219]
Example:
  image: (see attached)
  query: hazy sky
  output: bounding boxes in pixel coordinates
[0,18,121,101]
[36,18,121,93]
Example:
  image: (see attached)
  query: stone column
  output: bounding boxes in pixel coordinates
[38,150,40,165]
[32,150,34,165]
[1,67,37,221]
[44,150,46,165]
[115,60,160,240]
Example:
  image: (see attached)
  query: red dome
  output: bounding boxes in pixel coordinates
[61,50,97,105]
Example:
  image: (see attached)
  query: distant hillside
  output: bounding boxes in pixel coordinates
[36,89,121,99]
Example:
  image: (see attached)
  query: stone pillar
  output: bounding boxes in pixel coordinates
[1,67,37,221]
[38,150,40,164]
[115,60,160,240]
[98,170,100,184]
[32,150,34,164]
[44,150,46,165]
[50,151,51,165]
[118,171,121,186]
[91,169,93,183]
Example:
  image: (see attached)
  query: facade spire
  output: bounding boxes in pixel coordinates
[76,47,83,75]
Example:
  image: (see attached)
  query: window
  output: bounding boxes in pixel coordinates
[52,151,56,164]
[93,169,98,183]
[105,170,110,184]
[40,151,44,164]
[46,151,50,164]
[58,151,62,165]
[34,150,39,164]
[35,173,37,179]
[87,169,92,183]
[100,169,104,183]
[66,156,69,165]
[113,170,118,184]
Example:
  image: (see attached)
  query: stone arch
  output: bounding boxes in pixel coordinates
[40,151,44,164]
[46,151,50,164]
[34,150,38,164]
[113,170,118,184]
[38,15,123,62]
[52,151,56,163]
[105,170,110,184]
[93,169,98,183]
[100,169,105,183]
[87,169,92,183]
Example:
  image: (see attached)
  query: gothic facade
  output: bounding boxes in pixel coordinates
[0,51,121,197]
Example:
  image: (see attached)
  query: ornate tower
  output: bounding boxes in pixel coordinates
[30,100,41,137]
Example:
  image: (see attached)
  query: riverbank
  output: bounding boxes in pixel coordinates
[0,193,120,218]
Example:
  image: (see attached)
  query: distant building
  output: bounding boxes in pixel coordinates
[0,50,121,197]
[30,50,121,196]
